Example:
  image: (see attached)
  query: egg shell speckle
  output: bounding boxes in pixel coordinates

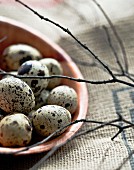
[40,58,63,89]
[1,44,42,71]
[33,105,71,137]
[47,85,78,114]
[0,77,35,113]
[0,113,32,147]
[18,60,49,96]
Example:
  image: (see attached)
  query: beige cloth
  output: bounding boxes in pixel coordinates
[0,0,134,169]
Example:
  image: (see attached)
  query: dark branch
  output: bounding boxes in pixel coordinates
[4,117,133,156]
[15,0,115,78]
[1,70,134,87]
[103,25,124,73]
[29,118,134,169]
[92,0,128,73]
[4,1,134,168]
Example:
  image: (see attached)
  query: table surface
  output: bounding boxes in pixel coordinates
[0,0,134,170]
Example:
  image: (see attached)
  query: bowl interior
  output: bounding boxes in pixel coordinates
[0,16,88,155]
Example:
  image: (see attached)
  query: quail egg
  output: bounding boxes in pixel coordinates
[0,113,32,147]
[17,60,49,96]
[33,105,71,137]
[47,85,78,114]
[40,58,63,89]
[0,77,35,113]
[34,89,50,110]
[1,44,42,71]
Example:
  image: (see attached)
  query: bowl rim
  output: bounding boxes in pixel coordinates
[0,16,89,156]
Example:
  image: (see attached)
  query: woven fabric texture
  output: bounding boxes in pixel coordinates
[0,0,134,170]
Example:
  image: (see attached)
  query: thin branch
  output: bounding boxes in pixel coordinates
[103,25,124,73]
[7,118,119,155]
[15,0,115,79]
[14,0,134,89]
[103,25,134,83]
[4,2,134,169]
[1,69,134,87]
[6,116,134,156]
[92,0,128,73]
[29,118,134,170]
[30,125,110,169]
[0,70,115,84]
[111,128,123,141]
[124,73,134,82]
[114,79,134,88]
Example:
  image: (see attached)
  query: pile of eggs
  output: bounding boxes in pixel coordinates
[0,44,78,147]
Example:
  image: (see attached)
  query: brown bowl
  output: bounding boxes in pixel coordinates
[0,16,88,155]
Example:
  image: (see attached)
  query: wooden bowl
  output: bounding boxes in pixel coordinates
[0,16,88,155]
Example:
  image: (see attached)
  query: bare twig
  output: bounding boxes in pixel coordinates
[6,118,119,155]
[103,25,124,73]
[92,0,128,73]
[1,68,134,87]
[2,1,134,169]
[29,117,134,169]
[1,116,132,156]
[15,0,115,79]
[103,25,134,82]
[14,0,134,90]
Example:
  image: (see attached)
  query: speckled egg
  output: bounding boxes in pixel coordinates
[17,60,49,96]
[33,105,71,137]
[0,77,35,113]
[40,58,63,89]
[47,85,78,114]
[34,89,50,110]
[0,113,32,147]
[1,44,42,71]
